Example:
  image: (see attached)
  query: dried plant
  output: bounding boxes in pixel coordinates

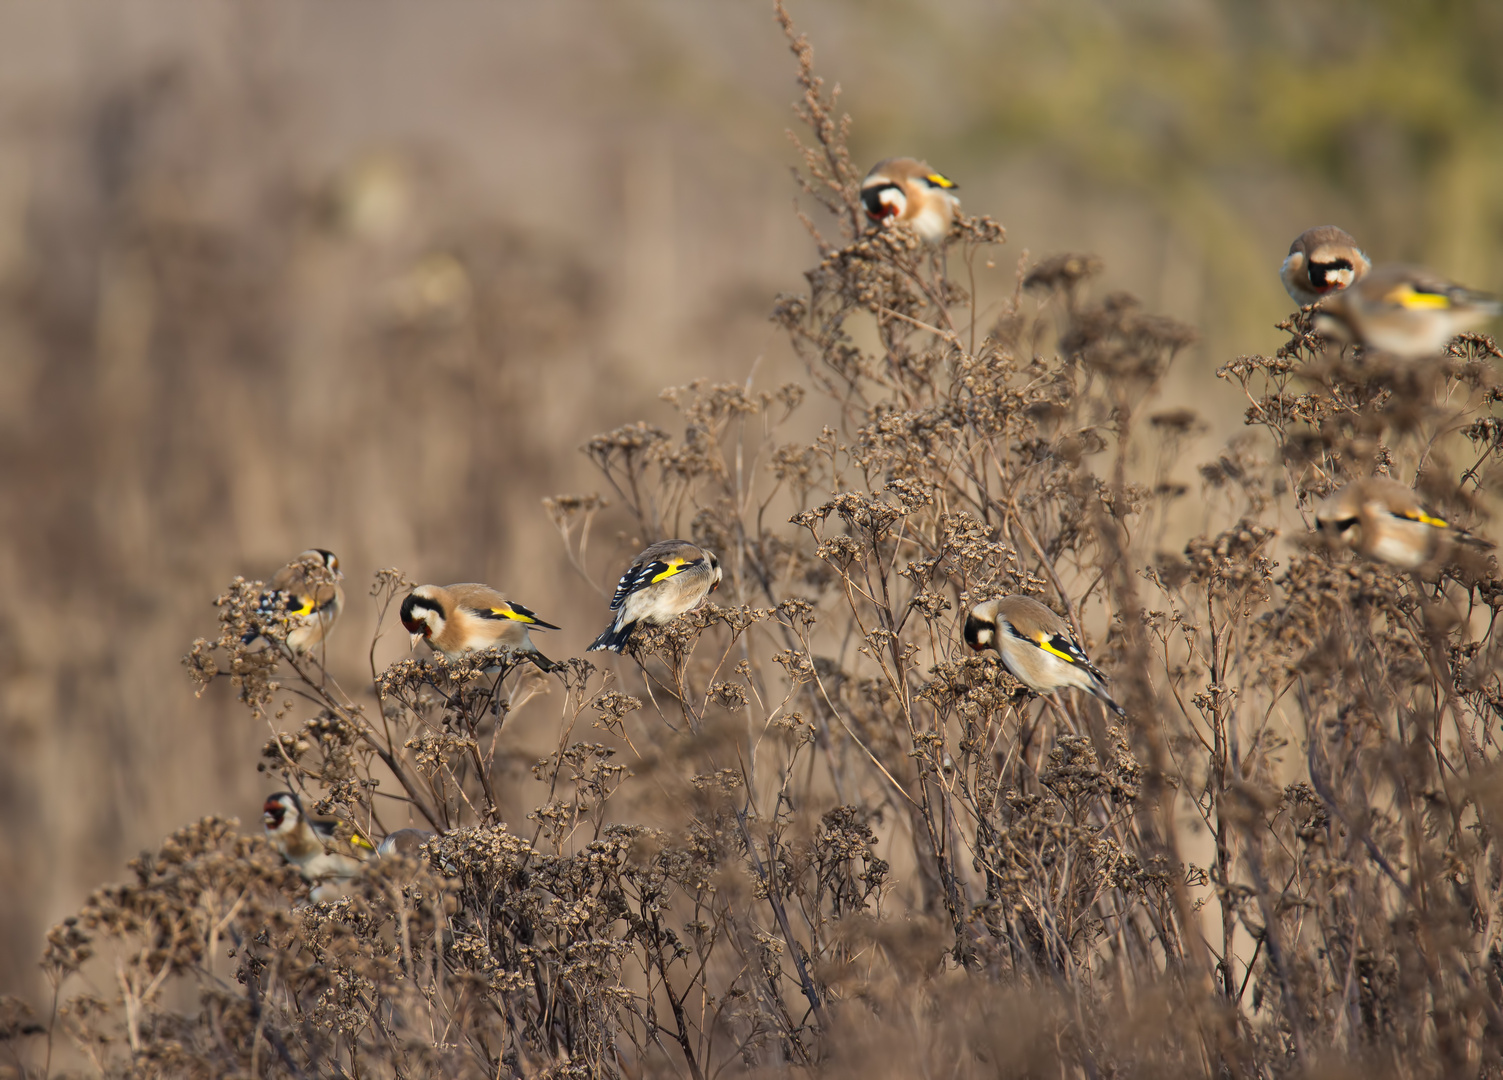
[20,6,1503,1079]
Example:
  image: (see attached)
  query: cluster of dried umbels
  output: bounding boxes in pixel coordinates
[16,9,1503,1080]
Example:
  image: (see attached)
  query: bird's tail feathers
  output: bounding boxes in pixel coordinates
[587,620,635,653]
[1456,528,1496,551]
[1091,682,1126,718]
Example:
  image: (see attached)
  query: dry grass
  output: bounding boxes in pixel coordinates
[4,4,1503,1079]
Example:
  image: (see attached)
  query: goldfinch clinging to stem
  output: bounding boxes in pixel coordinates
[262,791,373,902]
[400,583,562,672]
[1280,226,1370,308]
[1314,264,1501,360]
[963,595,1125,717]
[244,549,345,655]
[1314,477,1492,570]
[588,540,723,653]
[861,157,960,244]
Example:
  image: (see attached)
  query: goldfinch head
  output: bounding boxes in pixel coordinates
[706,551,723,591]
[1282,226,1369,306]
[311,549,343,580]
[862,180,908,223]
[291,548,342,581]
[263,792,302,835]
[399,586,448,650]
[962,599,1001,651]
[860,157,958,224]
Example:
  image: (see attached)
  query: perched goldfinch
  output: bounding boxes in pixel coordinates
[262,791,373,902]
[1280,226,1370,308]
[1315,477,1491,570]
[1315,264,1501,359]
[400,583,561,672]
[377,828,435,859]
[860,157,960,243]
[588,540,723,652]
[963,596,1124,717]
[244,549,345,655]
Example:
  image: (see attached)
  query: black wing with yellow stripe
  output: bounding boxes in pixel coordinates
[1394,507,1449,529]
[470,600,561,630]
[1017,626,1109,682]
[308,815,375,854]
[1380,279,1464,312]
[608,555,701,610]
[244,587,334,643]
[256,588,336,619]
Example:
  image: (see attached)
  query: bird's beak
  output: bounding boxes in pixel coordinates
[409,632,423,651]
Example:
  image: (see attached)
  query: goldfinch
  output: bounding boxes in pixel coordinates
[377,828,435,859]
[588,540,723,652]
[1280,226,1370,308]
[1315,477,1491,570]
[400,583,561,672]
[861,157,960,243]
[262,791,373,901]
[243,549,345,655]
[963,596,1124,717]
[1315,264,1501,359]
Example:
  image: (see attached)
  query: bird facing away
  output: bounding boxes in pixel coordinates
[1315,477,1491,570]
[588,540,723,653]
[400,583,561,672]
[1280,226,1371,308]
[244,549,344,655]
[1314,263,1501,360]
[376,828,436,859]
[860,157,961,243]
[963,595,1125,717]
[262,791,373,902]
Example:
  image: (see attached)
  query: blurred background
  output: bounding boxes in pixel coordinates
[2,0,1501,998]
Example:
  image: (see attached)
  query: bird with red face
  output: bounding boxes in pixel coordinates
[400,583,561,672]
[860,157,960,243]
[1280,226,1370,308]
[242,549,344,655]
[262,791,373,902]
